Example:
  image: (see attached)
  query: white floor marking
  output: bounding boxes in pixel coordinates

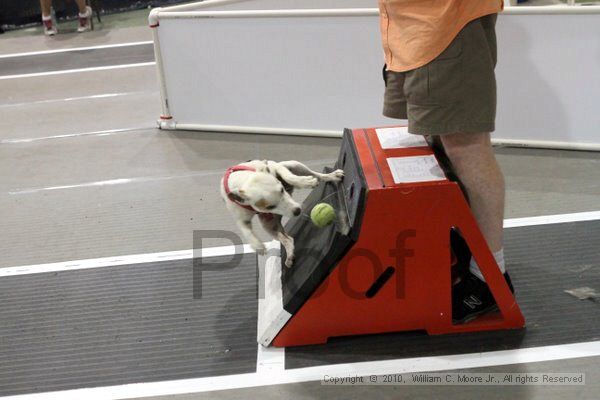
[0,245,254,278]
[256,344,286,374]
[7,170,224,195]
[504,211,600,228]
[0,41,153,59]
[0,62,156,80]
[3,341,599,400]
[0,91,157,109]
[0,127,152,145]
[256,242,288,366]
[1,210,598,277]
[6,159,336,194]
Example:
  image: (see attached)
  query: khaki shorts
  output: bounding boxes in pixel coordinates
[383,14,498,136]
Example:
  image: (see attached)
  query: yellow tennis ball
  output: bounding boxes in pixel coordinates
[310,203,336,228]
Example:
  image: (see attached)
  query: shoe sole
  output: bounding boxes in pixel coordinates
[452,304,499,325]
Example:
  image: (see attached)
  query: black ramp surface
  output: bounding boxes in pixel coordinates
[0,44,154,77]
[286,220,600,369]
[281,130,367,315]
[0,255,258,396]
[281,178,352,315]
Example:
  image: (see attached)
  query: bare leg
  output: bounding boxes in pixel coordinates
[440,132,505,253]
[74,0,88,14]
[39,0,52,17]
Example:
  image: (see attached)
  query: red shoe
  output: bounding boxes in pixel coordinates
[42,16,57,36]
[78,6,93,33]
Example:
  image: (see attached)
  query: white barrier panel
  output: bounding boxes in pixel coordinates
[150,1,600,150]
[496,9,600,150]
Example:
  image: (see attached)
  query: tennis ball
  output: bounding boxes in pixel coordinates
[310,203,336,228]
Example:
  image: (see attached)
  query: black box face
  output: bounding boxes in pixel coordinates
[335,129,368,237]
[281,130,367,315]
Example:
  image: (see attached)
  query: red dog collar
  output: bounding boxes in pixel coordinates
[223,165,274,221]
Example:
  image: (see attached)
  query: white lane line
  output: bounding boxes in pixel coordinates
[7,170,224,195]
[0,62,156,80]
[0,210,598,277]
[0,127,153,145]
[6,158,336,194]
[3,341,599,400]
[504,211,600,228]
[0,91,157,109]
[256,344,286,373]
[0,244,255,278]
[0,41,153,59]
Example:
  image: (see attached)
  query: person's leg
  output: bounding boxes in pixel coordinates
[442,131,513,323]
[390,14,509,322]
[440,131,505,254]
[39,0,52,17]
[74,0,88,14]
[40,0,57,35]
[75,0,92,32]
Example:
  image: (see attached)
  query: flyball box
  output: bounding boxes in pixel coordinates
[257,126,525,347]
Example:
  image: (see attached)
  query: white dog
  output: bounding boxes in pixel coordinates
[220,160,344,267]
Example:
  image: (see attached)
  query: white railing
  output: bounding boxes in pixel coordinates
[149,1,600,150]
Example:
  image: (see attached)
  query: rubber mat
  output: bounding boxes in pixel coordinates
[0,255,258,396]
[286,220,600,368]
[0,43,154,77]
[0,221,598,396]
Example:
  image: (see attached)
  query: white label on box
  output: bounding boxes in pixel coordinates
[375,127,428,149]
[386,155,446,184]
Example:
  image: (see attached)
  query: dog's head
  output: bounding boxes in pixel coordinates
[229,172,302,217]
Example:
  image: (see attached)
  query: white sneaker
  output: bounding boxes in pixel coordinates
[77,6,93,33]
[42,15,57,36]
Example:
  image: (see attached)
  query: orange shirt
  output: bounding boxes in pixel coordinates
[379,0,503,72]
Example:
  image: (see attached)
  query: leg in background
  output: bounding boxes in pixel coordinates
[40,0,57,35]
[39,0,52,17]
[75,0,93,32]
[74,0,88,14]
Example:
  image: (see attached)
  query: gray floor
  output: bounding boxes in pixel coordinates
[141,356,600,400]
[1,9,599,400]
[1,220,596,397]
[0,256,260,396]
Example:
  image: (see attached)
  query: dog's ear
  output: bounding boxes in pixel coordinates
[228,189,247,204]
[255,198,268,209]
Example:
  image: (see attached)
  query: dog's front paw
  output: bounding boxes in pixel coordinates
[326,169,344,182]
[285,255,294,268]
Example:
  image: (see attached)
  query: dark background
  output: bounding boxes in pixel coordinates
[0,0,191,31]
